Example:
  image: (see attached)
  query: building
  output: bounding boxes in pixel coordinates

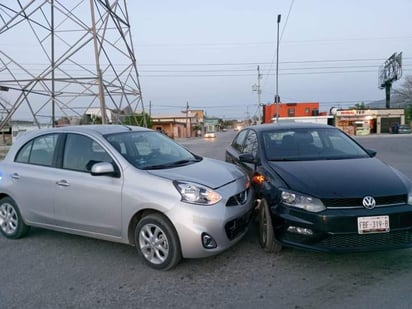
[263,102,323,123]
[262,102,331,124]
[11,120,50,144]
[333,108,405,135]
[151,111,202,139]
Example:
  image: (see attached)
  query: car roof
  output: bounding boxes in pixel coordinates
[243,122,335,133]
[13,125,152,148]
[19,124,151,138]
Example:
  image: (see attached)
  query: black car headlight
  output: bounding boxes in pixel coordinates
[280,189,325,212]
[174,181,222,205]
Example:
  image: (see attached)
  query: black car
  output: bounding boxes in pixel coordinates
[226,122,412,253]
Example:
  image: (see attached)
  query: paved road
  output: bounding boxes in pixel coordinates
[1,132,412,308]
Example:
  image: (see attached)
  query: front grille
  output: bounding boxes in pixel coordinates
[282,229,412,251]
[323,194,407,208]
[318,230,412,250]
[224,211,251,240]
[226,188,249,206]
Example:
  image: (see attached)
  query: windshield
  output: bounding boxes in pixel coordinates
[105,131,200,169]
[262,127,370,161]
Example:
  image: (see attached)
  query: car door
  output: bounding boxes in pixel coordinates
[11,133,60,225]
[52,133,123,238]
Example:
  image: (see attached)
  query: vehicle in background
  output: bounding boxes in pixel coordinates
[204,131,216,138]
[0,125,253,270]
[398,125,411,134]
[226,122,412,254]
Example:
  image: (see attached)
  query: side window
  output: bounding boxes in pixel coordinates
[242,131,258,156]
[15,142,32,163]
[63,134,113,172]
[232,130,248,152]
[15,134,58,167]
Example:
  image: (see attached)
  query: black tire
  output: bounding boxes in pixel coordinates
[135,213,182,270]
[0,197,30,239]
[258,199,282,253]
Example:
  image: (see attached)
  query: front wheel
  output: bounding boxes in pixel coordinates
[258,199,282,253]
[0,197,30,239]
[135,213,182,270]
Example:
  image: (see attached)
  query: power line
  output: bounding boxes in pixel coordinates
[8,56,412,67]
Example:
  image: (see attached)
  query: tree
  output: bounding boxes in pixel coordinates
[350,102,368,110]
[122,113,152,127]
[394,75,412,101]
[405,104,412,124]
[394,75,412,124]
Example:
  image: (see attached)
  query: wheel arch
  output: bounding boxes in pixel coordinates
[127,209,181,248]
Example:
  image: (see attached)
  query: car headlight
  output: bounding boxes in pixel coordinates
[174,181,222,205]
[280,189,325,212]
[408,190,412,206]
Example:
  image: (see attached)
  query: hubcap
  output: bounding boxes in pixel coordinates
[0,203,18,235]
[139,223,169,265]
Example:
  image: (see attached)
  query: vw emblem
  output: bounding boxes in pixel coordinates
[362,196,376,209]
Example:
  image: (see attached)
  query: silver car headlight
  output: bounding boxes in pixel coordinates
[174,181,222,205]
[280,189,325,212]
[408,189,412,206]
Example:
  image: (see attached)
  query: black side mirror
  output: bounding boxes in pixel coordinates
[239,153,258,164]
[366,149,377,157]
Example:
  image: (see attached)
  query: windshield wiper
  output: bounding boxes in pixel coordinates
[268,158,300,161]
[142,158,201,170]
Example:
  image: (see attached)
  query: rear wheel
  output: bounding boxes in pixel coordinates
[0,197,30,239]
[258,199,282,253]
[135,213,182,270]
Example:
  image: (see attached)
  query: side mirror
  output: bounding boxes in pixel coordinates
[366,149,377,157]
[91,162,117,177]
[239,153,258,164]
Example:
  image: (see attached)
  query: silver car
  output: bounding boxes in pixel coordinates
[0,125,253,270]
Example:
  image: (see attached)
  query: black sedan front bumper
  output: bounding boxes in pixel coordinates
[273,204,412,252]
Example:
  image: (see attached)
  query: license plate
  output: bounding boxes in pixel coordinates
[357,216,390,234]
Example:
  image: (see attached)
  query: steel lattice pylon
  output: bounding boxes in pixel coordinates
[0,0,145,129]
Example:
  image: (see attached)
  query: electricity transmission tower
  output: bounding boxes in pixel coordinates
[0,0,145,129]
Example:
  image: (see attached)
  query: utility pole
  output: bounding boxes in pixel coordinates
[275,14,281,123]
[252,66,262,123]
[186,101,190,137]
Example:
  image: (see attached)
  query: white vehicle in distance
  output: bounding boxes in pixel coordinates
[204,131,216,138]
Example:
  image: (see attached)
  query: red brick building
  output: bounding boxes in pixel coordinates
[263,102,324,123]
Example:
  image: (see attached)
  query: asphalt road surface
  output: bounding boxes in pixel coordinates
[1,131,412,309]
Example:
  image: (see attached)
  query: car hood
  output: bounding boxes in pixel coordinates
[147,157,245,189]
[268,157,410,198]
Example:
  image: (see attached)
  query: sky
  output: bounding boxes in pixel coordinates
[0,0,411,122]
[128,0,412,120]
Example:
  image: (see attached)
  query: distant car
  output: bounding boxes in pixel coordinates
[0,125,253,270]
[234,126,242,131]
[204,131,216,138]
[226,123,412,254]
[398,125,411,134]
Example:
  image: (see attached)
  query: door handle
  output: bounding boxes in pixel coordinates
[56,180,70,187]
[11,173,20,180]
